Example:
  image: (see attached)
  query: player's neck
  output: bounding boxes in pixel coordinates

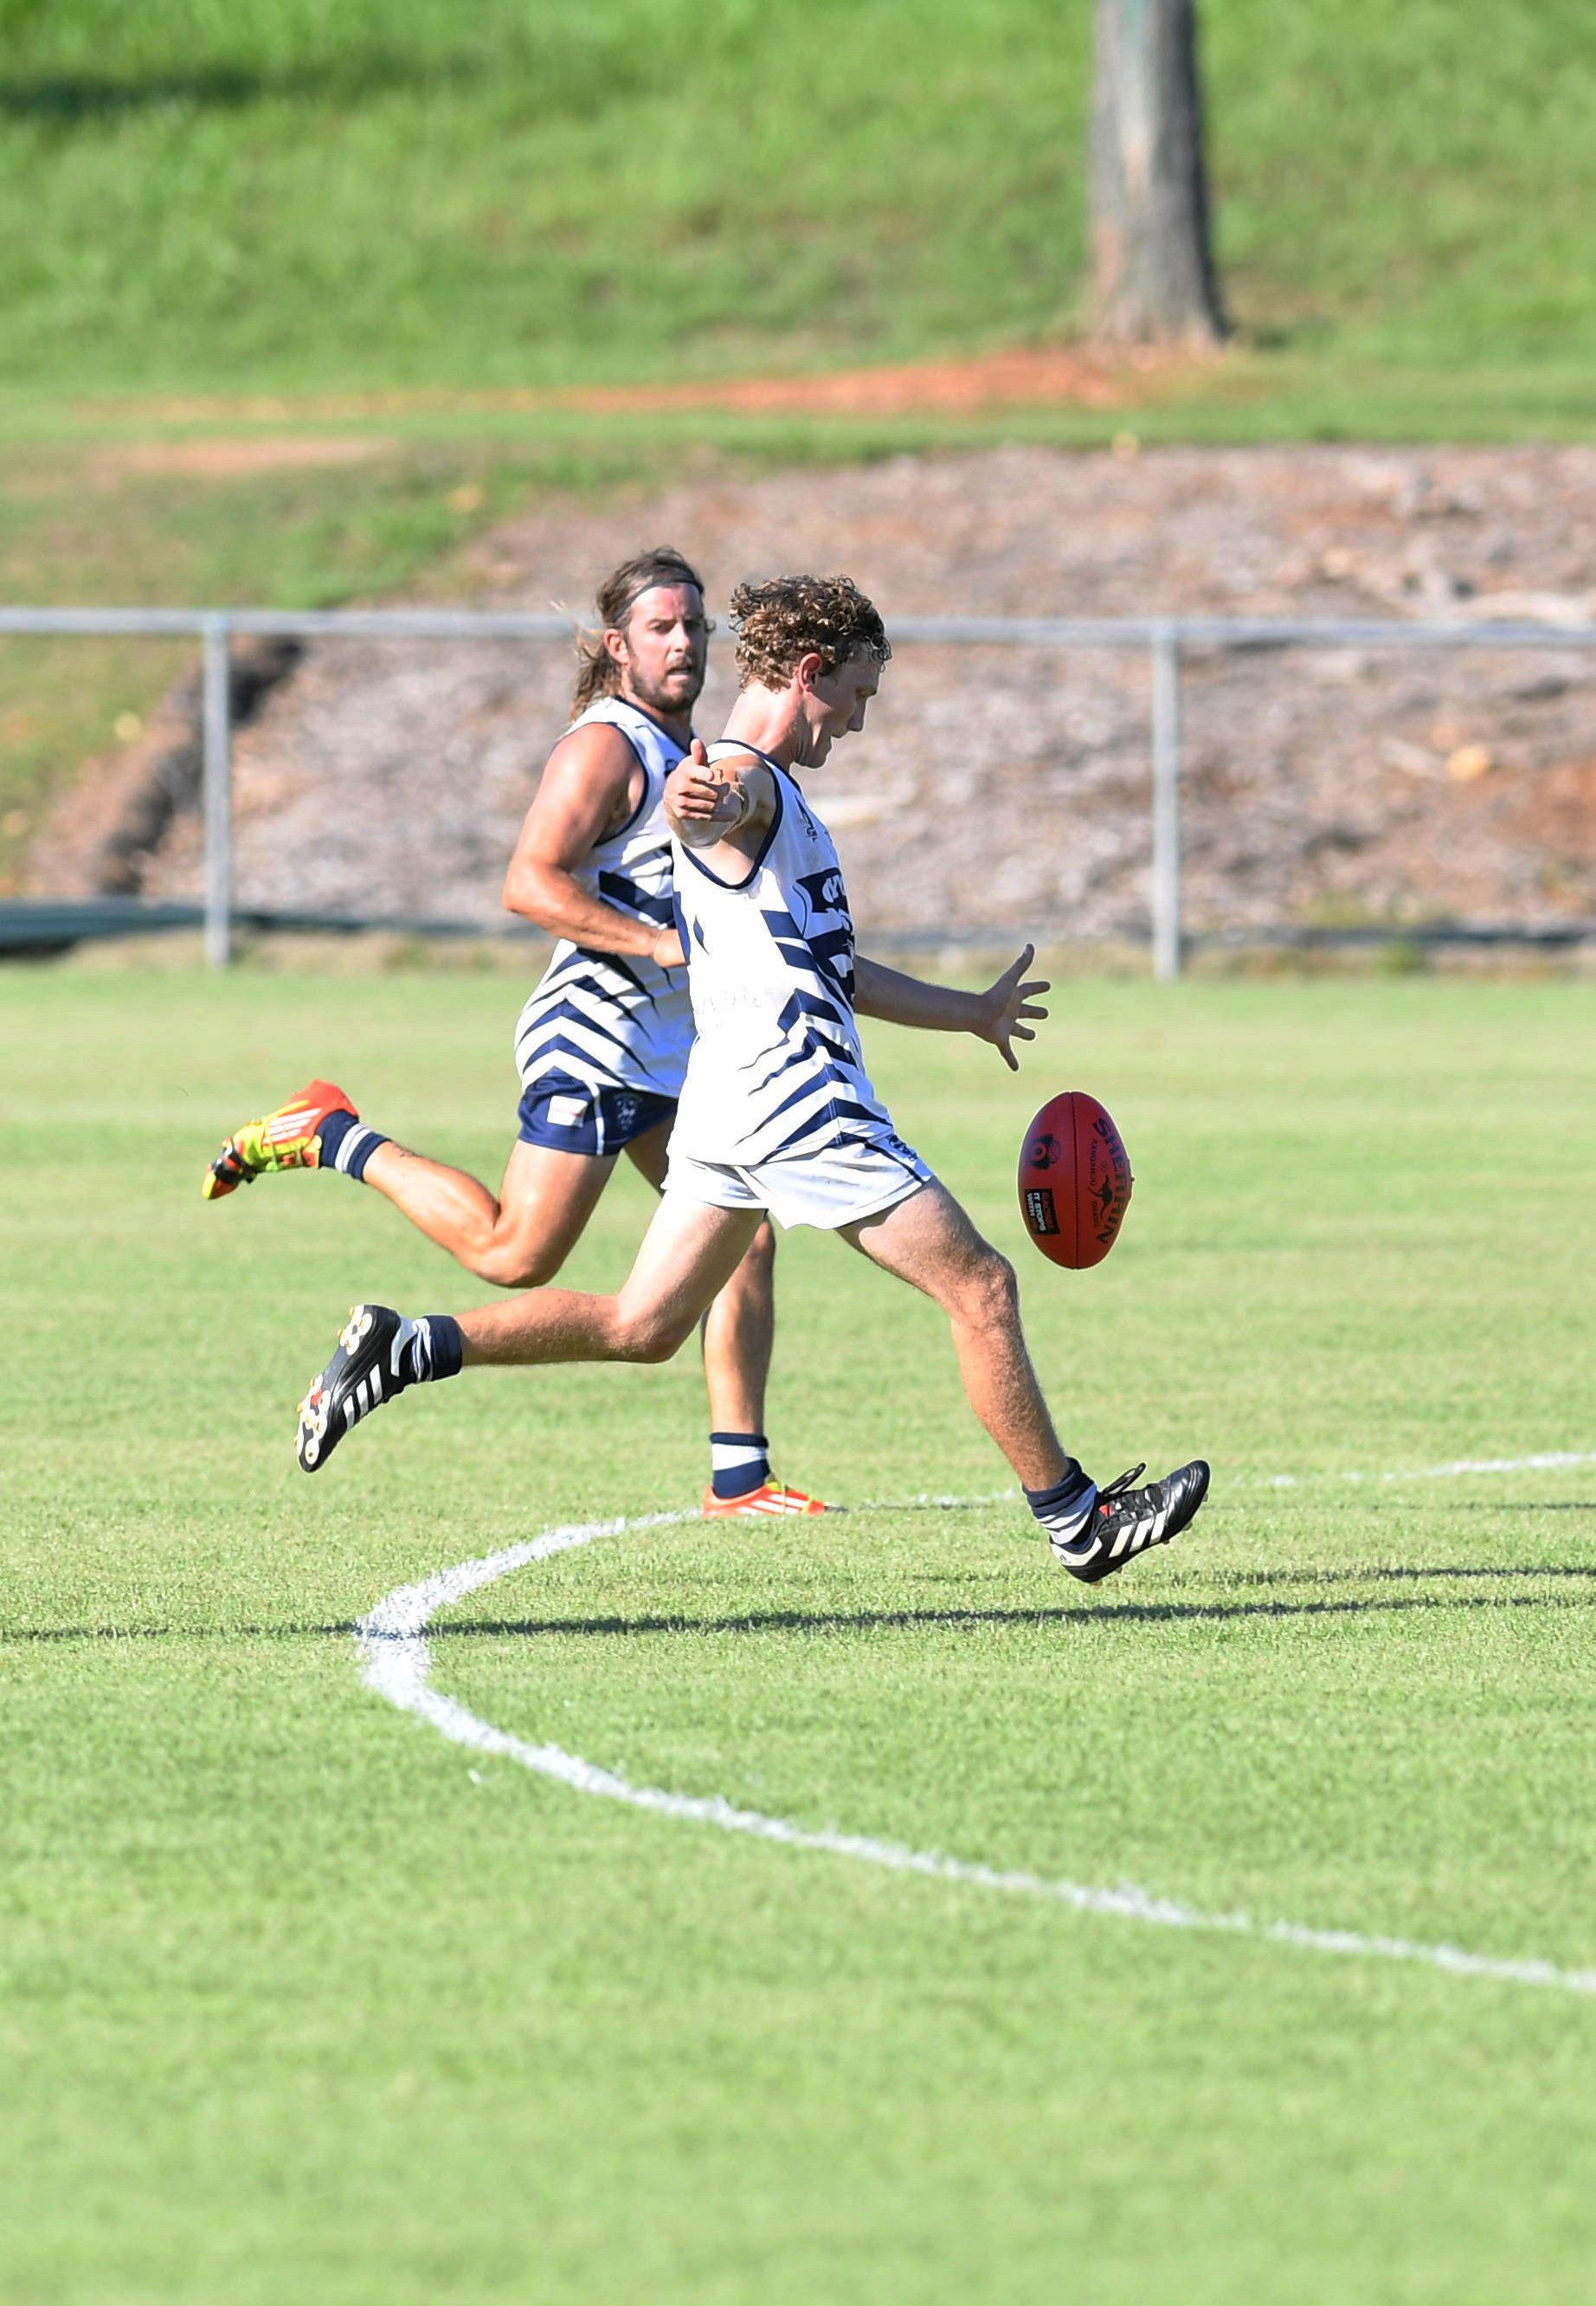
[721,691,803,769]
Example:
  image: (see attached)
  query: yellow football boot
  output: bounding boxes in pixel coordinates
[202,1079,357,1200]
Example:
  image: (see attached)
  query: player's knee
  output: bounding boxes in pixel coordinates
[491,1243,566,1289]
[614,1304,693,1363]
[967,1246,1020,1330]
[470,1230,569,1289]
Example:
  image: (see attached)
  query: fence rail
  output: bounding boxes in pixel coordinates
[4,604,1595,976]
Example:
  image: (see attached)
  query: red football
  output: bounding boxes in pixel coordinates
[1017,1091,1134,1269]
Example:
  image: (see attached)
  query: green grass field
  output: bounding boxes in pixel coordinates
[7,966,1596,2303]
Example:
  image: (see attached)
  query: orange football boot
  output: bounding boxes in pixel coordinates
[202,1079,357,1200]
[702,1479,830,1518]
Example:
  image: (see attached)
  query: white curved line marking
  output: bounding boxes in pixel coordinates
[355,1485,1596,2000]
[1260,1446,1596,1491]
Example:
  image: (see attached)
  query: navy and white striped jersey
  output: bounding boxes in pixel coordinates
[669,744,894,1164]
[513,698,697,1100]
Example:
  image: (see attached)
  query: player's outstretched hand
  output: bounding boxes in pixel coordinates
[651,924,687,967]
[975,943,1051,1070]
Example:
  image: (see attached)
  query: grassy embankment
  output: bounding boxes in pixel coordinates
[3,0,1594,879]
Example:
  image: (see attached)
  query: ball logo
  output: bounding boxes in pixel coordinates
[1027,1132,1061,1170]
[1023,1186,1059,1236]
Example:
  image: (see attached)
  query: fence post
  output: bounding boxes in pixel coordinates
[1150,622,1183,982]
[202,615,233,969]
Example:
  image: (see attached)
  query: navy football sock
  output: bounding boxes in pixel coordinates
[1025,1459,1098,1544]
[396,1314,464,1386]
[317,1108,389,1182]
[710,1430,770,1499]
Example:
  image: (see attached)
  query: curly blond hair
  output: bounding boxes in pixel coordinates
[728,574,891,690]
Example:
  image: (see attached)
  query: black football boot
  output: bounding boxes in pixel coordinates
[1051,1459,1211,1583]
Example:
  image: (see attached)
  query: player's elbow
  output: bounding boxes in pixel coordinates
[512,866,567,931]
[501,866,547,925]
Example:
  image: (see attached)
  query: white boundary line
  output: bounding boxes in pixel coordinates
[1258,1447,1596,1490]
[355,1477,1596,2002]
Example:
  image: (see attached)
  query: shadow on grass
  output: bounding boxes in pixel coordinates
[441,1583,1596,1641]
[1445,1501,1595,1513]
[8,1547,1594,1646]
[0,55,486,122]
[1221,1559,1596,1590]
[0,1620,357,1642]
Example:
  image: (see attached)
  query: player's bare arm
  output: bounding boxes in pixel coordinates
[663,747,778,865]
[504,721,682,966]
[853,944,1050,1071]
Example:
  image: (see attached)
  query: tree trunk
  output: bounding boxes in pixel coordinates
[1090,0,1225,345]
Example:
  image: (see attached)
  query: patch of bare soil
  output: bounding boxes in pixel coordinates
[78,343,1197,430]
[93,435,394,481]
[39,441,1596,950]
[553,345,1200,417]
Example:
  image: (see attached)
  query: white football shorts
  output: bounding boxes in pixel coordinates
[665,1130,933,1232]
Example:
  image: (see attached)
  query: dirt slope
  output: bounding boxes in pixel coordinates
[57,442,1596,946]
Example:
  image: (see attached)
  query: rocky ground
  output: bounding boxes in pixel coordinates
[38,442,1596,949]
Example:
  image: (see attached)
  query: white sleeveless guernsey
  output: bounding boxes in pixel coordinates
[669,745,898,1165]
[513,698,697,1101]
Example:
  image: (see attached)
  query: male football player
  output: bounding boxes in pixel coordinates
[202,548,824,1518]
[290,574,1210,1583]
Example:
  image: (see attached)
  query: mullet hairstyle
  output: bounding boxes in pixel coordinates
[728,574,891,691]
[570,545,711,716]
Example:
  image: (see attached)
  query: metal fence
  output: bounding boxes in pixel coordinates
[3,604,1596,978]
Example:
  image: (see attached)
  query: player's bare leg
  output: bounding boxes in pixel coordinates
[457,1194,762,1368]
[844,1178,1209,1581]
[624,1127,821,1516]
[624,1123,767,1421]
[843,1179,1065,1487]
[218,1080,827,1506]
[358,1135,614,1287]
[295,1195,763,1472]
[203,1081,609,1285]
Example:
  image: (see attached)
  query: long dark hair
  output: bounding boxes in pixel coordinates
[570,546,710,716]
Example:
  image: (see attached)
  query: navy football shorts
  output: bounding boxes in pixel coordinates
[515,1075,677,1157]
